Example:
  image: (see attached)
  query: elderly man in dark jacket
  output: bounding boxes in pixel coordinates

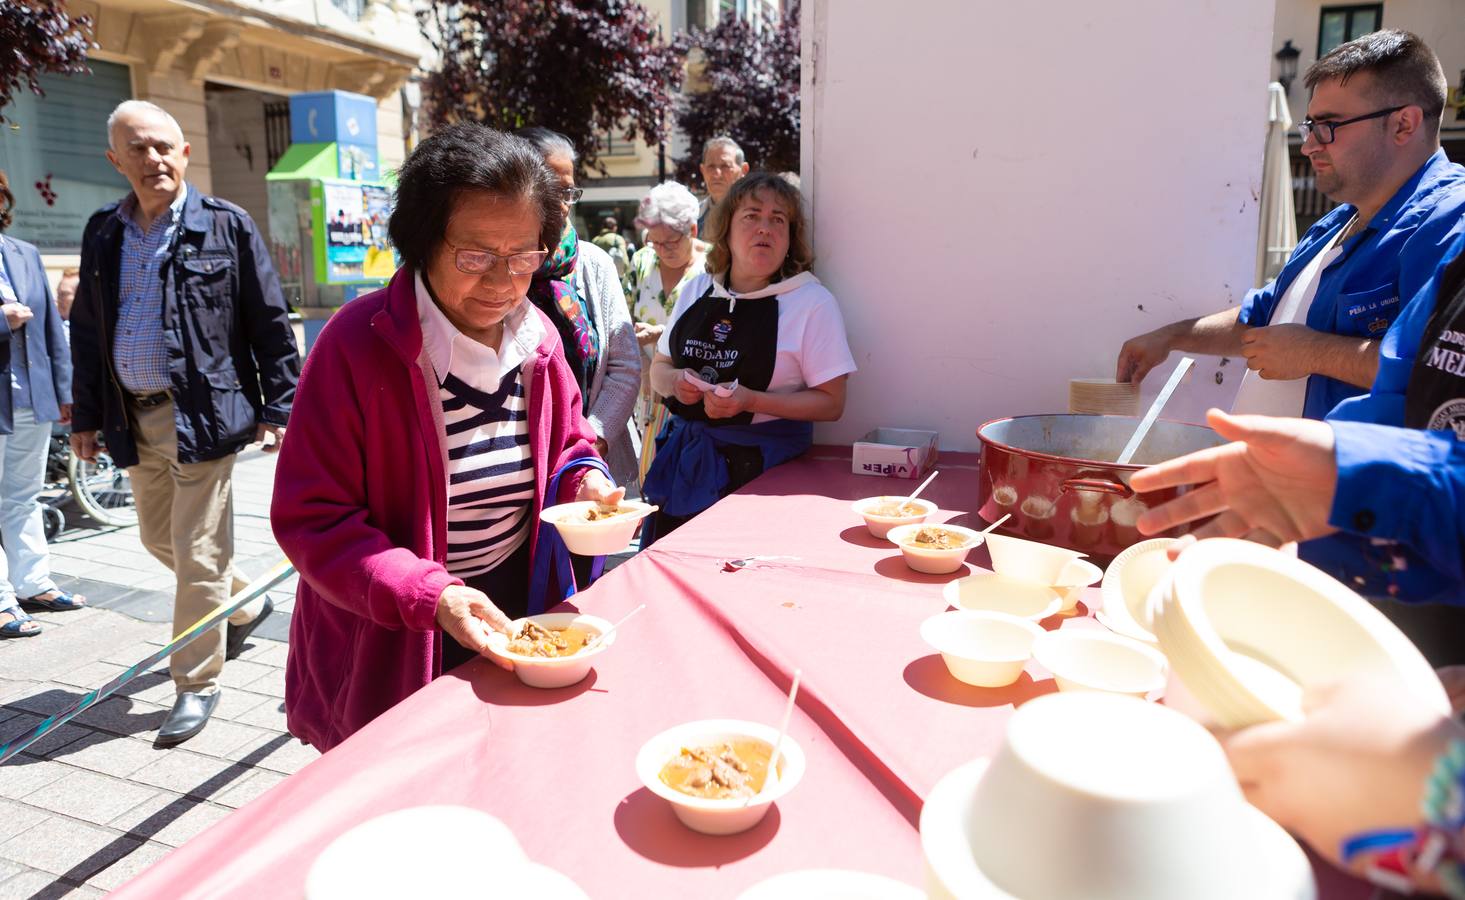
[71,100,300,746]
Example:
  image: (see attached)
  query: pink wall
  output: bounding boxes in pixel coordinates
[803,0,1277,450]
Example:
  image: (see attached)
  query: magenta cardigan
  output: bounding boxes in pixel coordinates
[272,268,599,752]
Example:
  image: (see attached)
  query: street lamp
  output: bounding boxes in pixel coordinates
[1275,40,1301,95]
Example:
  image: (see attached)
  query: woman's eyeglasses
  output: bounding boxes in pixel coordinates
[444,240,548,276]
[562,187,584,204]
[647,233,689,252]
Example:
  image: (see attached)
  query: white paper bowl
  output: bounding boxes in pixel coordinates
[942,573,1062,622]
[306,806,529,899]
[1151,538,1449,729]
[887,523,984,575]
[1051,558,1103,612]
[919,693,1315,900]
[982,533,1085,584]
[635,719,806,836]
[920,610,1046,688]
[1032,630,1168,698]
[736,870,924,900]
[852,496,937,540]
[1097,538,1177,644]
[485,612,615,689]
[539,499,655,556]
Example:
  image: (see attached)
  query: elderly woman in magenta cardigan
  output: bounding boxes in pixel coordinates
[272,124,622,752]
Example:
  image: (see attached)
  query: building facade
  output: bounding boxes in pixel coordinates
[0,0,425,277]
[1269,0,1465,229]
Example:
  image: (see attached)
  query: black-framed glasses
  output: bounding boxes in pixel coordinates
[1298,105,1405,145]
[443,240,548,276]
[561,187,584,204]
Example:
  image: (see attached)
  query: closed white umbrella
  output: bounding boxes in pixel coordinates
[1255,82,1299,287]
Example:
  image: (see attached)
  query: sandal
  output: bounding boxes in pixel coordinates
[19,590,87,612]
[0,608,41,638]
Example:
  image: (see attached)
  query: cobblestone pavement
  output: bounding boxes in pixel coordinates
[0,448,317,897]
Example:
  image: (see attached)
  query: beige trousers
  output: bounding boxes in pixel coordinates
[129,399,264,695]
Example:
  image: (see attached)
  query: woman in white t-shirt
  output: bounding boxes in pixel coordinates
[643,172,856,543]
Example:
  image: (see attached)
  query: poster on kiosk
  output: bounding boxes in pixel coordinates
[265,90,397,352]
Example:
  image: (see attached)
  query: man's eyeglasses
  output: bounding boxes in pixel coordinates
[647,233,688,252]
[561,187,584,204]
[1298,106,1405,145]
[703,164,740,175]
[444,240,548,276]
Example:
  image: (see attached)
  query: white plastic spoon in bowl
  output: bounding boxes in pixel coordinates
[979,513,1012,536]
[747,668,802,806]
[582,604,646,653]
[904,470,940,506]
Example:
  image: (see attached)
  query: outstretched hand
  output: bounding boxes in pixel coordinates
[1129,409,1339,544]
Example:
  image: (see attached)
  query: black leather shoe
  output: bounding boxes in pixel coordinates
[226,597,274,661]
[156,691,220,747]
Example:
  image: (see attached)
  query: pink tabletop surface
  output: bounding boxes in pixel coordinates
[114,447,1371,899]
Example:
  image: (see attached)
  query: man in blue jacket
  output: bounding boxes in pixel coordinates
[71,100,300,746]
[1116,31,1465,421]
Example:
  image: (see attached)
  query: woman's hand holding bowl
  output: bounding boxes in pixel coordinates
[576,469,625,508]
[435,585,515,671]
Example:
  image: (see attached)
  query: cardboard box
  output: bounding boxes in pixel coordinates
[852,428,939,479]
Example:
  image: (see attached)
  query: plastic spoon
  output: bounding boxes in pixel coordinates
[747,668,802,806]
[1116,357,1195,466]
[904,469,940,505]
[979,513,1012,535]
[582,604,646,653]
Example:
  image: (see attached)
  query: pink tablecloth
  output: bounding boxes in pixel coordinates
[113,448,1370,899]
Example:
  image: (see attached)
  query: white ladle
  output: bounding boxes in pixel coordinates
[747,668,802,806]
[582,604,646,653]
[1115,357,1195,466]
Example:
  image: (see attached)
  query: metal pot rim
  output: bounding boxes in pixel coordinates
[975,413,1204,472]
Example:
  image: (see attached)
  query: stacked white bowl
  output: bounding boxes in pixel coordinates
[920,692,1315,900]
[1144,539,1450,729]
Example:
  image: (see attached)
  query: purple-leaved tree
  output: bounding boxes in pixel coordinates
[0,0,93,124]
[419,0,683,175]
[674,0,800,185]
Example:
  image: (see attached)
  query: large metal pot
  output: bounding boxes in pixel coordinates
[976,415,1226,559]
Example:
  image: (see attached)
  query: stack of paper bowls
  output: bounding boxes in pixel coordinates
[920,692,1315,900]
[1147,539,1450,729]
[1068,378,1139,417]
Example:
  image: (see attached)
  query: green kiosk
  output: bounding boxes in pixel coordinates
[266,90,396,352]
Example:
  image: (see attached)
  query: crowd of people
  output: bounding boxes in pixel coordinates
[2,24,1465,897]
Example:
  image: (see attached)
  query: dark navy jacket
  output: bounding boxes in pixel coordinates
[71,185,299,467]
[0,234,72,432]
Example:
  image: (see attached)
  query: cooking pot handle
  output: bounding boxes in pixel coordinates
[1061,477,1132,497]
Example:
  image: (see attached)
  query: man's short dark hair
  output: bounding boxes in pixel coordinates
[389,123,565,272]
[1304,30,1447,132]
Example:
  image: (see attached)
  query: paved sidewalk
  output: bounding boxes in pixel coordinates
[0,448,316,898]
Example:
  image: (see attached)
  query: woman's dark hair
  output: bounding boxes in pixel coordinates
[513,126,578,164]
[389,122,565,272]
[0,170,14,232]
[705,171,814,281]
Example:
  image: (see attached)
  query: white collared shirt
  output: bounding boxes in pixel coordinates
[414,272,544,389]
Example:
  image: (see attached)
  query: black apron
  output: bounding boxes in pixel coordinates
[1404,251,1465,435]
[663,286,778,428]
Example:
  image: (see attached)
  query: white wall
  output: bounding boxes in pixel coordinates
[803,0,1277,450]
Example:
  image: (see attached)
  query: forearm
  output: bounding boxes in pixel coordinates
[1163,307,1248,356]
[1306,333,1379,388]
[650,355,680,398]
[749,387,844,422]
